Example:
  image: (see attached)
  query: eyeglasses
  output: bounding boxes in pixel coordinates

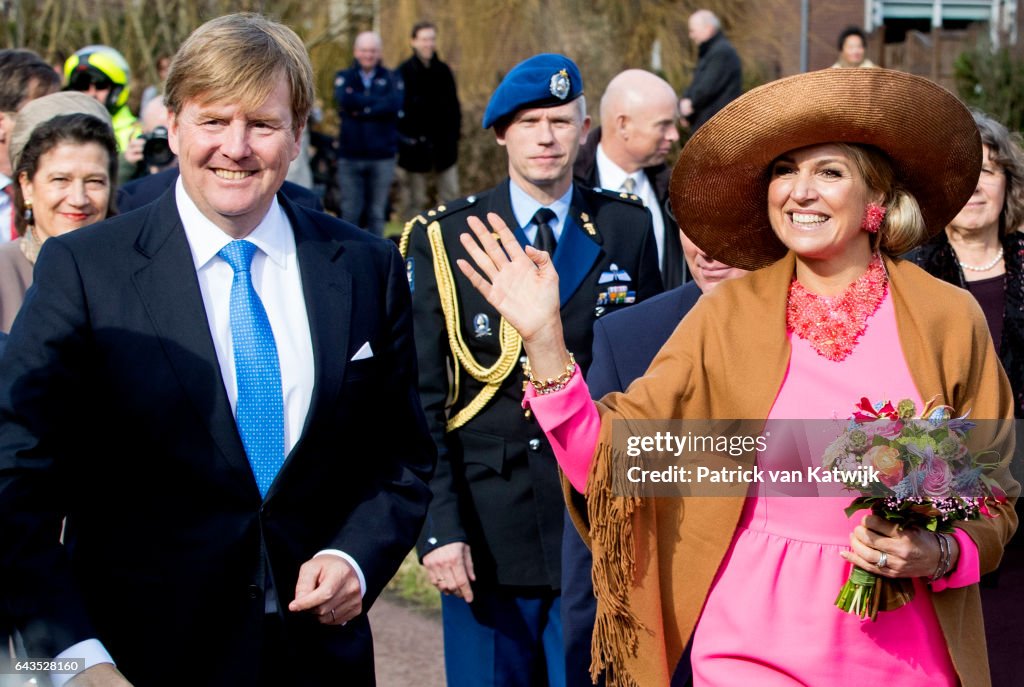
[68,72,114,92]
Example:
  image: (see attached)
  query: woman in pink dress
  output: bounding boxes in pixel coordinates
[452,68,1019,686]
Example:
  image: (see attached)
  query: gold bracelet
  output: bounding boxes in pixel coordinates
[523,352,577,395]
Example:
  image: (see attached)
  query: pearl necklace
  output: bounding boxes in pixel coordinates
[786,255,888,362]
[957,246,1004,272]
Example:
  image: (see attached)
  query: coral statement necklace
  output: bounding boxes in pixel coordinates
[786,255,888,361]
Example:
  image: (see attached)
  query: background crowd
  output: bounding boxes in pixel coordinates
[0,4,1021,687]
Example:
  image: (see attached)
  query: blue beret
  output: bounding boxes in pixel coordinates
[482,53,583,129]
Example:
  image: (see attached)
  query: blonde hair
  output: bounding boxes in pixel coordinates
[164,13,313,131]
[837,143,927,256]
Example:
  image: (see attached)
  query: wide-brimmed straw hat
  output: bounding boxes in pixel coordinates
[670,68,981,270]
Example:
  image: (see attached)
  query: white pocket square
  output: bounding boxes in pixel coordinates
[351,341,374,361]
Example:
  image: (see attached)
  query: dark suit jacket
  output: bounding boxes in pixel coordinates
[0,190,434,686]
[574,127,686,289]
[116,167,323,214]
[684,31,742,130]
[588,282,701,397]
[406,180,663,589]
[563,281,701,687]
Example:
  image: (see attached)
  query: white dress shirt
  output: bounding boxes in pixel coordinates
[595,144,664,265]
[508,180,572,244]
[177,177,315,448]
[53,179,364,684]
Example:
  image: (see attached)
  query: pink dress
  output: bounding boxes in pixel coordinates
[527,291,980,685]
[691,292,968,685]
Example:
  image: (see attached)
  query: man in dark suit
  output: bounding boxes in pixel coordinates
[117,166,322,213]
[562,230,746,687]
[0,15,433,687]
[679,9,742,131]
[402,53,662,686]
[574,69,685,289]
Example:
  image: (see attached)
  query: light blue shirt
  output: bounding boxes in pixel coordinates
[508,181,573,246]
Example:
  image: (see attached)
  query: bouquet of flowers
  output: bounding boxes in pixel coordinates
[822,397,1008,620]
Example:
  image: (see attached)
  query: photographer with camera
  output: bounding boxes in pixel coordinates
[121,96,174,181]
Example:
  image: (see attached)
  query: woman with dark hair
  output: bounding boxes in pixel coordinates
[454,69,1017,685]
[833,26,877,69]
[910,110,1024,416]
[0,94,116,331]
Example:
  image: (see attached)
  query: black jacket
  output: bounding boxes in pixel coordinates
[334,61,404,160]
[404,180,663,589]
[0,191,434,685]
[397,53,461,173]
[685,31,742,130]
[574,127,686,289]
[906,231,1024,418]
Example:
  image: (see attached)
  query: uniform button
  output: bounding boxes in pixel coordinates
[529,438,541,451]
[427,537,438,546]
[247,584,260,600]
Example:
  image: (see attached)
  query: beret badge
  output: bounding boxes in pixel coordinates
[549,69,570,100]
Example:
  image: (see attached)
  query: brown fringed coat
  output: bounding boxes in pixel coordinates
[568,253,1020,687]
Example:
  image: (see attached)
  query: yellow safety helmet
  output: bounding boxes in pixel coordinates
[64,45,131,114]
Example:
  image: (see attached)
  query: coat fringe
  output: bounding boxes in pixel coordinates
[588,442,644,687]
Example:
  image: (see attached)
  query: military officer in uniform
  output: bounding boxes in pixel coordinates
[401,53,663,686]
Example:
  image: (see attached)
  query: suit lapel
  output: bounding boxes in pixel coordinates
[553,214,600,307]
[554,188,602,307]
[270,196,351,496]
[129,189,255,492]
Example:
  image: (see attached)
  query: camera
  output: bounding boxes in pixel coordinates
[141,126,175,168]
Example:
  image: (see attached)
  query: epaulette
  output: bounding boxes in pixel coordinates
[399,196,480,258]
[589,185,645,206]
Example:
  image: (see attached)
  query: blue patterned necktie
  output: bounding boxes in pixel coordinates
[218,240,285,498]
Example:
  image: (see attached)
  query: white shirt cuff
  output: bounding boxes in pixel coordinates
[316,549,366,598]
[51,639,114,687]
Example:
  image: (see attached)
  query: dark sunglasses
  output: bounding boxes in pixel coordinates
[68,72,114,92]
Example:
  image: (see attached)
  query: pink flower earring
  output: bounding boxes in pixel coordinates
[861,203,886,234]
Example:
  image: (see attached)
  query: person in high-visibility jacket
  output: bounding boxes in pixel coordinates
[64,45,139,155]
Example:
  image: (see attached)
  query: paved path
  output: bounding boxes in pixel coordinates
[370,595,446,686]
